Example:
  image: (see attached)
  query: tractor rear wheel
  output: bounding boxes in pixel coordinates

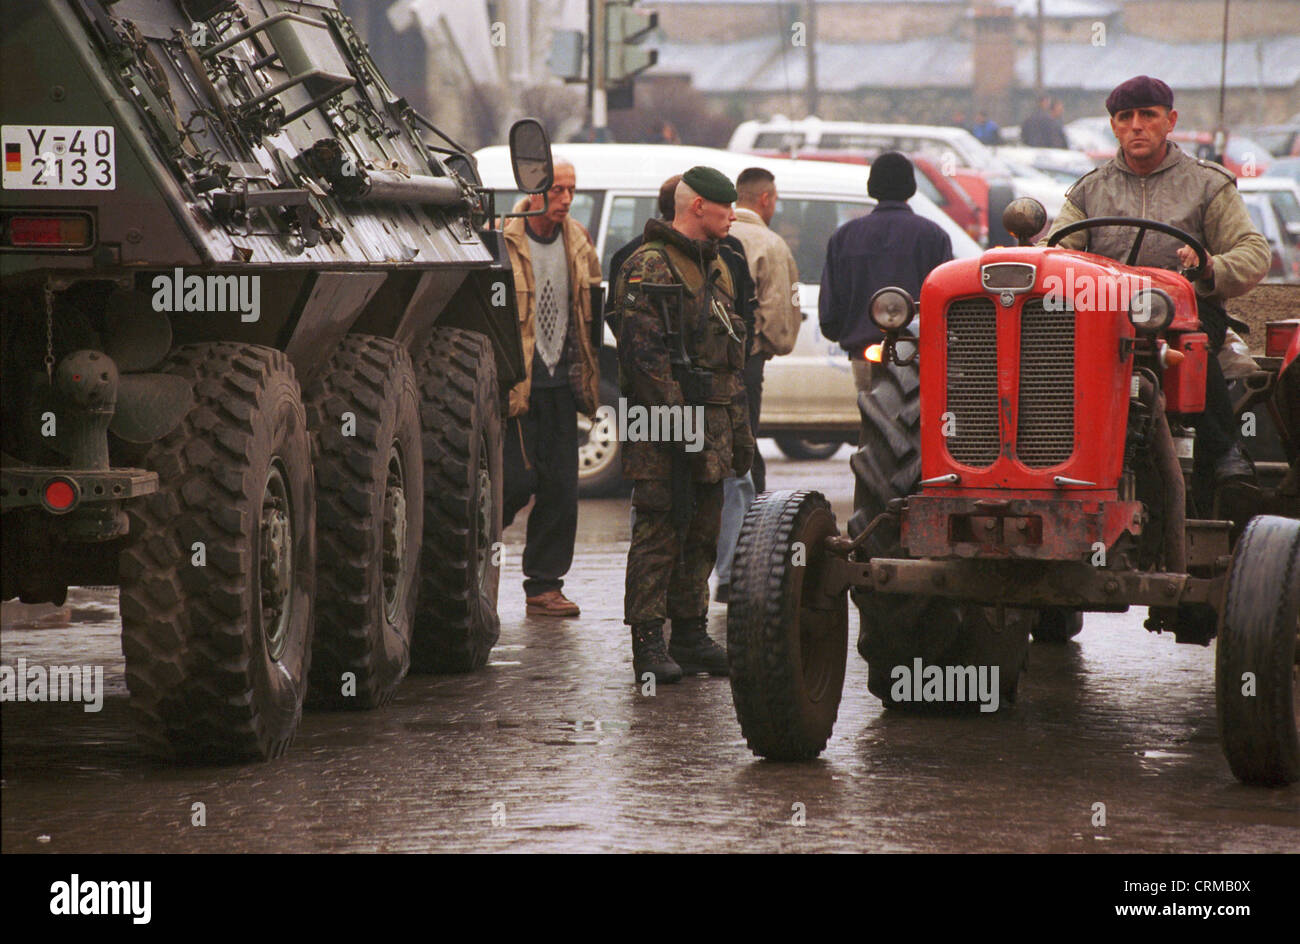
[1032,607,1084,644]
[728,490,848,760]
[850,362,1029,710]
[1215,514,1300,786]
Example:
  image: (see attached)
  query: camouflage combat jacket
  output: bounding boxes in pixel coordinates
[615,218,754,482]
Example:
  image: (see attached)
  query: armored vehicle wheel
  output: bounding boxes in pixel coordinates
[774,435,841,461]
[1215,514,1300,785]
[304,336,422,708]
[1032,607,1085,644]
[728,490,848,760]
[119,344,315,761]
[849,361,1029,710]
[410,327,502,673]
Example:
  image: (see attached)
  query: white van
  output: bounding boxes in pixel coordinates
[728,116,1068,217]
[473,143,981,494]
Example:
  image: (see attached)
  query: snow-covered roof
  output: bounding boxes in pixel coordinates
[1012,35,1300,91]
[650,34,1300,92]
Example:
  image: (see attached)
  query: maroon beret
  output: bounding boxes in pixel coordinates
[1105,75,1174,116]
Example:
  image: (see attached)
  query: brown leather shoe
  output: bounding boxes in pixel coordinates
[525,590,581,617]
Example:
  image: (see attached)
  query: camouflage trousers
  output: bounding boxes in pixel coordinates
[624,478,724,626]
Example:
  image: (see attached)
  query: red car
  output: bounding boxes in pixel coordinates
[753,149,990,246]
[1170,130,1274,178]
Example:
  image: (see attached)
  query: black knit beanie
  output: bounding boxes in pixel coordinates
[868,151,917,201]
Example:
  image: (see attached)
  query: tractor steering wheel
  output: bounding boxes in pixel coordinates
[1046,216,1209,277]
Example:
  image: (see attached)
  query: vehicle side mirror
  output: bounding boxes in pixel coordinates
[508,118,554,195]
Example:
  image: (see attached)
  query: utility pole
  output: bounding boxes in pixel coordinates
[804,0,818,116]
[589,0,608,139]
[1215,0,1230,160]
[1034,0,1044,94]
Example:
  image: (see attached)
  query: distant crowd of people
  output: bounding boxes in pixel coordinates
[951,94,1070,148]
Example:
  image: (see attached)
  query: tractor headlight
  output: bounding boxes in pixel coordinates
[869,287,915,332]
[1128,287,1174,334]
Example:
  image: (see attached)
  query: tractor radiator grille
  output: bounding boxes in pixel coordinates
[1016,298,1076,467]
[944,298,1000,467]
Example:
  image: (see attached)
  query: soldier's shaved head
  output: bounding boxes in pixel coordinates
[673,180,734,241]
[674,179,699,217]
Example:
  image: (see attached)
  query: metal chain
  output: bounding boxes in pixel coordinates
[43,283,56,384]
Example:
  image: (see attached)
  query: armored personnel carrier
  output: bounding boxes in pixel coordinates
[1,0,554,759]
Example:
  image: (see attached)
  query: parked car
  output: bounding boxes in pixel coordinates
[1170,130,1274,178]
[992,145,1098,185]
[1238,175,1300,242]
[1064,115,1117,162]
[726,117,1067,232]
[1242,123,1300,158]
[777,151,987,245]
[1266,156,1300,188]
[1241,192,1300,283]
[1068,119,1280,177]
[473,143,981,494]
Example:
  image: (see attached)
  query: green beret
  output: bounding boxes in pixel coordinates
[682,165,737,204]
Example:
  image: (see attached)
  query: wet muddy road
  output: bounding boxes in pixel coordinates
[3,446,1296,853]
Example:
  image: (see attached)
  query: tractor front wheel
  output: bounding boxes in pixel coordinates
[728,490,848,761]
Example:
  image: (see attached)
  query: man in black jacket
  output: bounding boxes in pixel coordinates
[819,152,952,393]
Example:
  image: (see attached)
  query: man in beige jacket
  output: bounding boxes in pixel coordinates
[501,158,602,617]
[714,167,802,602]
[1046,74,1270,506]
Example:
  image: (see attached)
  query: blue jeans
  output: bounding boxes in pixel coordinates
[713,470,755,586]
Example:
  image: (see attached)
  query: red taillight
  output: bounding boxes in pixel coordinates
[3,213,92,248]
[42,478,78,513]
[1266,321,1299,358]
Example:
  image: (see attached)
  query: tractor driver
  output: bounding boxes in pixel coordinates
[1045,75,1271,505]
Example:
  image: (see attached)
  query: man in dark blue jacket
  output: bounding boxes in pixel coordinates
[819,152,953,392]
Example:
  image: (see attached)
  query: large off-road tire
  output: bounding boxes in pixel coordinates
[847,362,921,552]
[848,362,1028,710]
[119,343,315,761]
[774,435,841,461]
[577,375,630,497]
[1215,514,1300,786]
[728,489,848,760]
[410,326,502,673]
[1032,607,1085,644]
[303,335,423,708]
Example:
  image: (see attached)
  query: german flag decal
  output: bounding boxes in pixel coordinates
[4,143,19,173]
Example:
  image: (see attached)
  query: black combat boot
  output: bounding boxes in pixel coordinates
[631,623,683,684]
[669,618,729,676]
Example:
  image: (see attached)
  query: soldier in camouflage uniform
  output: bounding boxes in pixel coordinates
[614,166,756,684]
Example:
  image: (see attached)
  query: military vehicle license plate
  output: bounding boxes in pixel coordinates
[2,125,115,190]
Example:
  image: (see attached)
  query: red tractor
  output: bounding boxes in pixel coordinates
[727,200,1300,786]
